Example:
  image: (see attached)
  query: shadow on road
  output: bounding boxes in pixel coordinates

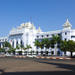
[0,71,75,75]
[34,59,75,72]
[0,58,75,75]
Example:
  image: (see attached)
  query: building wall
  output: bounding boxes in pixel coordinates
[0,19,75,56]
[0,37,8,48]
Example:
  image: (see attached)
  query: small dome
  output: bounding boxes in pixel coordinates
[25,22,32,28]
[20,23,25,27]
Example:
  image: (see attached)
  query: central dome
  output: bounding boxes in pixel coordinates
[18,22,36,30]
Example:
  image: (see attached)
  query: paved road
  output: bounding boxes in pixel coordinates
[0,57,75,75]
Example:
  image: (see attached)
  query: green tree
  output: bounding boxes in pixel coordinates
[16,44,20,49]
[20,44,24,54]
[34,40,40,55]
[42,38,51,55]
[34,40,40,49]
[0,48,5,53]
[60,40,68,56]
[20,44,24,49]
[39,41,44,56]
[60,40,75,57]
[51,35,61,55]
[3,41,12,54]
[26,45,32,55]
[3,41,11,48]
[23,47,27,55]
[67,40,75,57]
[10,47,16,54]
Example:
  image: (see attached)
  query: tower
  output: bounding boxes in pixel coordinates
[63,19,72,30]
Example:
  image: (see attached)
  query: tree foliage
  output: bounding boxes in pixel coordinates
[0,48,5,52]
[60,40,75,57]
[3,41,11,48]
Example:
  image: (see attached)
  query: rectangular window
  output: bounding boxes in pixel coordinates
[71,36,75,38]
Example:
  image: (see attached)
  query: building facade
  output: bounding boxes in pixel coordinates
[8,22,41,53]
[0,19,75,56]
[0,37,8,48]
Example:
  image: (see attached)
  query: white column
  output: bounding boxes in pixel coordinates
[48,48,51,55]
[1,43,3,48]
[18,39,21,45]
[14,39,16,48]
[9,40,12,46]
[54,44,57,55]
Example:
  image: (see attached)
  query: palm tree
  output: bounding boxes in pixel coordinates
[16,44,20,49]
[42,38,51,56]
[16,44,20,55]
[60,40,68,56]
[34,40,40,49]
[67,40,75,57]
[39,41,44,56]
[3,41,12,54]
[34,40,40,55]
[60,40,75,57]
[0,48,5,54]
[10,47,16,55]
[20,44,24,55]
[3,41,11,48]
[23,47,27,55]
[51,34,61,55]
[26,45,32,56]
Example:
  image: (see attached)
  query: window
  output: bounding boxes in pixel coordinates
[37,36,39,38]
[65,38,67,41]
[58,34,61,36]
[71,36,75,38]
[51,51,54,55]
[21,40,23,45]
[16,41,18,46]
[65,32,67,35]
[41,35,43,37]
[46,35,49,37]
[12,41,14,47]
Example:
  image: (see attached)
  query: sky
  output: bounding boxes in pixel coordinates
[0,0,75,37]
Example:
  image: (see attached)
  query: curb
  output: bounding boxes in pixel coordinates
[36,56,71,60]
[14,56,27,58]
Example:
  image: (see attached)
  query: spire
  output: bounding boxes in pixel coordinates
[37,27,42,33]
[63,19,72,30]
[63,18,72,27]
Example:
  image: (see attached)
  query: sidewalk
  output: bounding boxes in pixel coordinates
[0,55,73,60]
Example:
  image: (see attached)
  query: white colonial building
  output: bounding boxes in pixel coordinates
[0,19,75,56]
[8,22,42,53]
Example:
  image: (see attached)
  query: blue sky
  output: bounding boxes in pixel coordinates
[0,0,75,36]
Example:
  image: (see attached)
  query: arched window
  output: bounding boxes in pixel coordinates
[16,41,18,46]
[41,35,43,37]
[0,43,1,48]
[46,34,49,37]
[12,41,14,47]
[20,40,23,46]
